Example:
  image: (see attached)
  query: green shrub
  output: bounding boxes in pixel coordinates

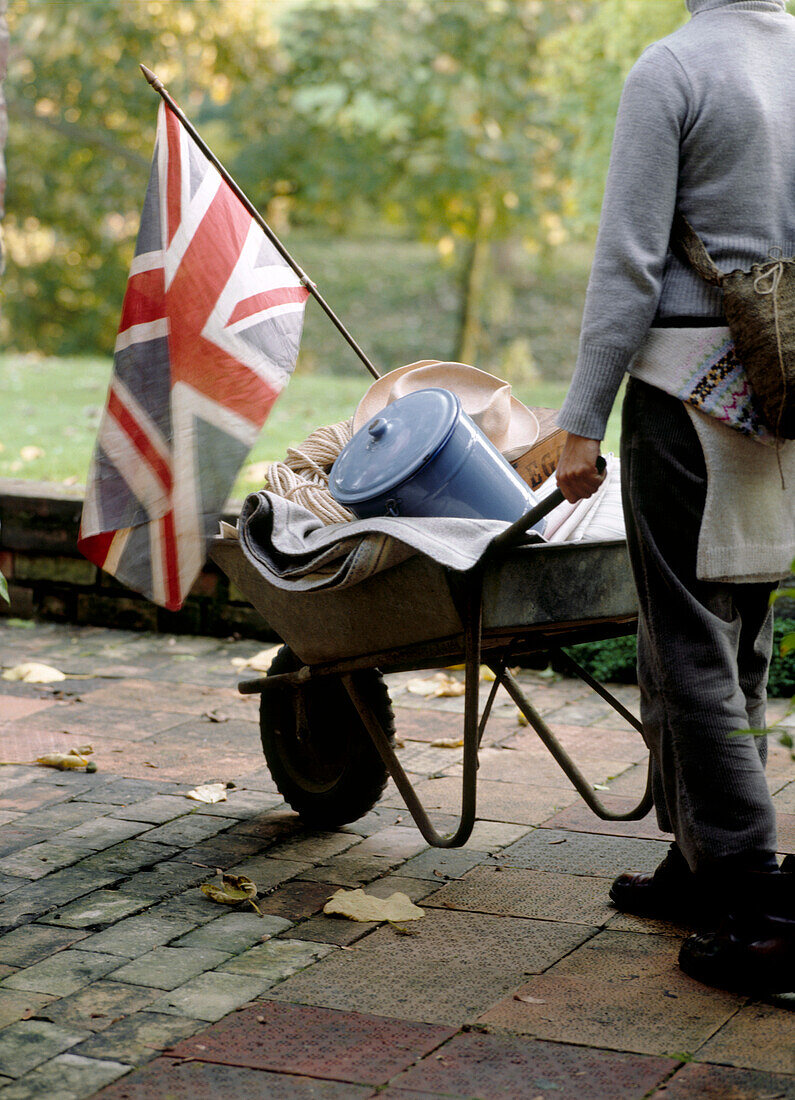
[560,634,638,685]
[562,618,795,698]
[767,618,795,697]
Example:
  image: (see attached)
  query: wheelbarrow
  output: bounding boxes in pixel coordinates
[209,487,652,848]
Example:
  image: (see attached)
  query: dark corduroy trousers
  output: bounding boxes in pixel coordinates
[620,378,778,873]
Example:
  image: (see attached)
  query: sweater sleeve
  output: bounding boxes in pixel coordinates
[557,45,691,439]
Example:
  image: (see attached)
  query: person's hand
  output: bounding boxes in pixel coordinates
[556,433,605,503]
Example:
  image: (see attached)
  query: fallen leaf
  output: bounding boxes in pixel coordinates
[231,646,281,672]
[430,737,464,749]
[406,673,465,699]
[71,745,94,756]
[513,994,546,1005]
[203,709,230,723]
[187,783,228,804]
[2,663,66,684]
[479,666,496,682]
[515,708,529,726]
[243,460,270,483]
[35,752,90,770]
[405,678,441,697]
[390,922,421,936]
[20,445,45,462]
[323,888,424,923]
[201,872,263,916]
[593,783,610,791]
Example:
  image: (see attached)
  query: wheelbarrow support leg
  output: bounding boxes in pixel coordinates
[497,667,653,822]
[341,583,483,848]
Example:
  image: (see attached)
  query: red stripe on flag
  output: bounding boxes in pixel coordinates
[77,529,116,569]
[165,109,183,247]
[118,267,166,333]
[161,511,181,611]
[227,285,310,327]
[166,183,279,423]
[107,388,173,493]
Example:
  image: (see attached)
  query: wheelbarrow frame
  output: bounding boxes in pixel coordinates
[220,487,652,849]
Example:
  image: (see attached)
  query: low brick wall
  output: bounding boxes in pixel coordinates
[0,479,275,639]
[2,478,793,639]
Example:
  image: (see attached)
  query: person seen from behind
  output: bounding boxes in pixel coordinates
[555,0,795,992]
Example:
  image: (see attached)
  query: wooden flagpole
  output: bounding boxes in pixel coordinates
[140,64,381,381]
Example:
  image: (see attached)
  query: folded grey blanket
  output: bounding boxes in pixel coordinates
[239,491,513,592]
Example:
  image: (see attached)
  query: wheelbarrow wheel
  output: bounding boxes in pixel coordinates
[260,646,396,828]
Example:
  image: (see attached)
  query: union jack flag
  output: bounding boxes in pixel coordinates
[79,103,309,610]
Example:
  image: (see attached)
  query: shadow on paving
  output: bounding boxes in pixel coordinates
[0,620,792,1099]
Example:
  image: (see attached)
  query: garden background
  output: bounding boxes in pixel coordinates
[2,0,795,697]
[1,0,692,496]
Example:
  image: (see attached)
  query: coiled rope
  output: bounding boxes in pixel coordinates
[264,418,355,524]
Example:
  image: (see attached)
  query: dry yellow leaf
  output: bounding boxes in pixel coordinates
[445,665,495,680]
[406,673,465,699]
[20,445,45,462]
[430,737,465,749]
[242,460,270,483]
[36,752,90,770]
[201,872,263,916]
[390,922,421,936]
[323,888,424,923]
[2,663,66,683]
[187,783,228,804]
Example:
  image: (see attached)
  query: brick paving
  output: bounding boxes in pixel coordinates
[0,619,792,1099]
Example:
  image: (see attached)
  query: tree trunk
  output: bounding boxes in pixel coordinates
[455,201,494,365]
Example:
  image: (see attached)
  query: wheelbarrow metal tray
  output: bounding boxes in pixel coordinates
[209,536,637,666]
[481,541,636,632]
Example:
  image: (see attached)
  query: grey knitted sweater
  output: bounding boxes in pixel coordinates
[557,0,795,440]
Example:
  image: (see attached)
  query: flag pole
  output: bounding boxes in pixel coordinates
[140,64,381,381]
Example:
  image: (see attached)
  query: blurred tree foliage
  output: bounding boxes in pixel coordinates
[3,0,699,361]
[539,0,686,234]
[232,0,570,362]
[2,0,282,353]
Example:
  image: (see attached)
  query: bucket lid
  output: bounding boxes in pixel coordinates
[330,388,460,505]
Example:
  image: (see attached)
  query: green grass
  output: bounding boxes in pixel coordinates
[0,230,621,501]
[0,353,622,502]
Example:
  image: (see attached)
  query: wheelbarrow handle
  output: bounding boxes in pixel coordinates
[491,455,607,553]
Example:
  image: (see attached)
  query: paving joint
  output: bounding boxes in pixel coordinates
[0,620,793,1098]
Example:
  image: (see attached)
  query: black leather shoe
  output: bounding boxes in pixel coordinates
[678,870,795,993]
[609,844,703,922]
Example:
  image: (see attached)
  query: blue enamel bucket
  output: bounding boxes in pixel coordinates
[329,388,544,531]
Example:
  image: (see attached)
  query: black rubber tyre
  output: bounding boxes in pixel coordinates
[259,645,395,827]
